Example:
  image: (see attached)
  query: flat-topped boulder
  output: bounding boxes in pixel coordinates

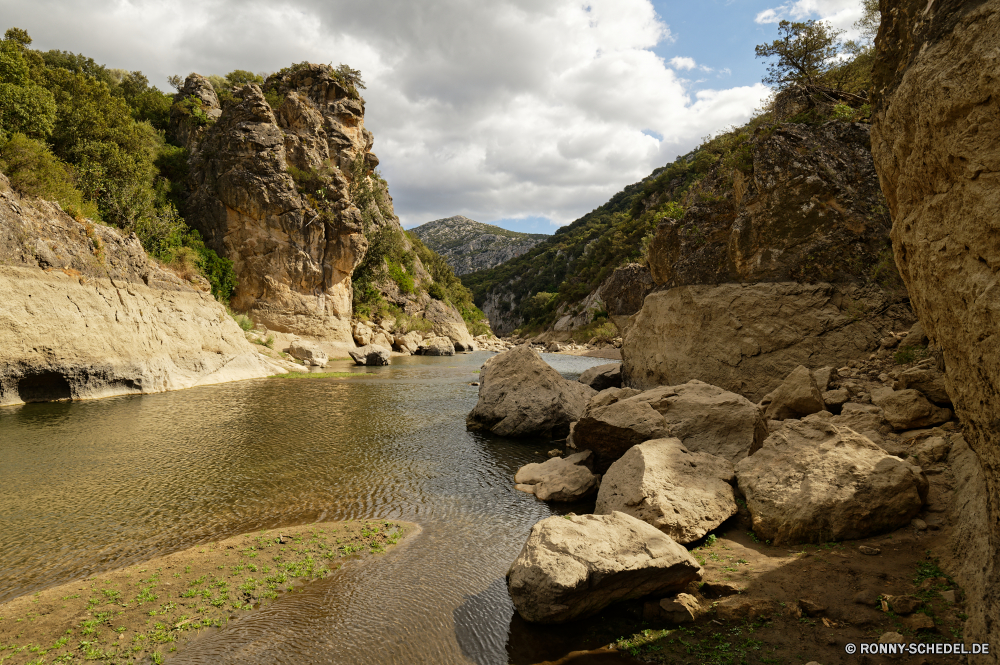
[596,438,737,543]
[507,511,702,623]
[574,379,767,472]
[348,345,390,366]
[514,450,600,502]
[466,345,596,438]
[735,415,929,544]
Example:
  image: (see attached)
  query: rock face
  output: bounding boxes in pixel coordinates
[622,282,912,401]
[408,215,548,275]
[595,438,737,543]
[573,380,768,472]
[506,511,702,623]
[600,263,655,331]
[513,450,600,502]
[735,416,928,545]
[577,363,622,391]
[0,176,280,405]
[871,2,1000,648]
[467,345,596,438]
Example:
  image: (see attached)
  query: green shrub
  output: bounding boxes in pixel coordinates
[0,132,98,219]
[228,308,254,331]
[387,261,415,294]
[428,283,446,300]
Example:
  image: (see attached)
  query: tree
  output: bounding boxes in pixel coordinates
[0,32,57,138]
[855,0,880,43]
[755,20,844,88]
[335,64,365,90]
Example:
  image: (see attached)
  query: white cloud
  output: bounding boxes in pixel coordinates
[0,0,770,228]
[754,0,866,38]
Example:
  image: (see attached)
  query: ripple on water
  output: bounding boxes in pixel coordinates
[0,352,613,664]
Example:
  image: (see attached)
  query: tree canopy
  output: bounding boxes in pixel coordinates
[755,20,844,88]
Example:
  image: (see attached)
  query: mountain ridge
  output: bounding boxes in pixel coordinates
[408,215,549,276]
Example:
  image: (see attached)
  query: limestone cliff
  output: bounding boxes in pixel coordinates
[0,174,281,406]
[409,216,548,276]
[173,65,478,348]
[622,119,913,398]
[871,0,1000,652]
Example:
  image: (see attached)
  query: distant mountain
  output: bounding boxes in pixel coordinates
[408,216,549,276]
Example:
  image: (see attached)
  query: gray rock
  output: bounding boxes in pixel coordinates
[506,511,702,623]
[822,389,850,409]
[578,363,622,391]
[735,416,929,545]
[467,345,596,438]
[513,450,600,502]
[764,365,825,421]
[596,438,736,544]
[348,344,390,366]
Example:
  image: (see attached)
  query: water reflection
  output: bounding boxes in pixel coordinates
[0,351,614,663]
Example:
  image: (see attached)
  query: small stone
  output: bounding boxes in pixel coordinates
[701,582,741,598]
[659,593,701,623]
[886,594,922,614]
[859,545,881,555]
[903,613,935,631]
[471,382,480,386]
[911,518,928,530]
[940,590,956,604]
[797,599,826,617]
[879,631,905,644]
[547,449,562,458]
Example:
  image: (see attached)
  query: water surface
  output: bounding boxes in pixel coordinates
[0,352,618,664]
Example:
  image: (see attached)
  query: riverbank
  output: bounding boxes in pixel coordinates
[0,520,416,665]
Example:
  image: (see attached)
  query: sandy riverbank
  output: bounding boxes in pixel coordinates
[0,520,417,665]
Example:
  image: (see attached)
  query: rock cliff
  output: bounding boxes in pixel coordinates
[871,0,1000,652]
[409,216,548,276]
[0,174,280,406]
[173,65,478,347]
[622,119,913,397]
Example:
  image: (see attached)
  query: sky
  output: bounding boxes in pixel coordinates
[0,0,868,234]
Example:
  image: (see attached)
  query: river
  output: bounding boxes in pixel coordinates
[0,351,617,664]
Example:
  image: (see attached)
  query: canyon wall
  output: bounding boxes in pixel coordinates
[870,0,1000,651]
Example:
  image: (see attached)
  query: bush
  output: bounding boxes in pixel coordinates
[387,261,415,294]
[428,283,446,300]
[0,132,98,219]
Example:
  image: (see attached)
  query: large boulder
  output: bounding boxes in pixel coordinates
[288,340,328,367]
[507,511,702,623]
[417,336,456,356]
[596,438,737,543]
[763,365,825,421]
[578,363,622,391]
[872,389,952,431]
[872,1,1000,647]
[574,380,768,472]
[895,364,951,407]
[352,321,374,347]
[393,331,422,355]
[348,344,390,366]
[735,415,928,544]
[514,450,600,502]
[466,345,596,438]
[622,282,911,401]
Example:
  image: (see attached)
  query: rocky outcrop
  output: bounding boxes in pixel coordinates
[513,450,600,502]
[871,2,1000,648]
[409,215,548,275]
[574,380,767,472]
[595,438,737,543]
[735,415,928,544]
[577,363,622,391]
[600,263,655,331]
[466,345,596,438]
[506,511,702,623]
[622,282,912,401]
[0,176,281,405]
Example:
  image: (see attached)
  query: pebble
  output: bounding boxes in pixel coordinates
[911,518,928,530]
[859,545,881,555]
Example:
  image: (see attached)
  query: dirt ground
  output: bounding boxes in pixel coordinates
[0,520,415,665]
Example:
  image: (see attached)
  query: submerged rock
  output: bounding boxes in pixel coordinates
[466,345,595,438]
[595,438,736,544]
[507,511,702,623]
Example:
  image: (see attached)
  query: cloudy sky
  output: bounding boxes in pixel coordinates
[1,0,868,232]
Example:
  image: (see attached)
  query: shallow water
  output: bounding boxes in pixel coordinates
[0,352,618,664]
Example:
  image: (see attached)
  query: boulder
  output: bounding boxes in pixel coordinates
[811,367,838,392]
[735,415,929,544]
[506,511,702,623]
[830,403,891,439]
[910,435,952,468]
[872,389,952,430]
[455,340,477,352]
[578,363,622,391]
[575,380,767,472]
[418,336,456,356]
[352,321,374,347]
[393,331,422,355]
[763,365,825,421]
[595,438,737,543]
[513,450,600,502]
[895,366,951,406]
[659,593,702,623]
[288,340,328,367]
[822,389,850,410]
[901,321,928,348]
[371,330,394,350]
[348,344,390,366]
[466,345,596,438]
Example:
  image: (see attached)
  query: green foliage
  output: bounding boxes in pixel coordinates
[0,132,98,219]
[225,69,263,87]
[570,317,618,344]
[755,20,844,88]
[0,35,57,138]
[427,282,446,300]
[387,260,415,294]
